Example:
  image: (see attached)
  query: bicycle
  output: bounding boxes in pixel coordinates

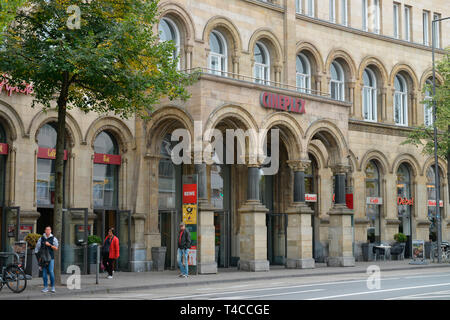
[0,252,27,293]
[430,242,450,263]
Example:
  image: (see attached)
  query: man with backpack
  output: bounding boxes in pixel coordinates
[35,226,59,293]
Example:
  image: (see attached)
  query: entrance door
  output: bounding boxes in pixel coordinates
[159,209,178,269]
[266,213,287,265]
[62,208,89,274]
[214,210,230,268]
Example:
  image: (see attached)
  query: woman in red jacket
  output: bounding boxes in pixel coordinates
[103,228,120,279]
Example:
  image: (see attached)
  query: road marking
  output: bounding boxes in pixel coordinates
[308,282,450,300]
[403,274,450,279]
[385,289,450,300]
[227,284,251,289]
[210,289,325,300]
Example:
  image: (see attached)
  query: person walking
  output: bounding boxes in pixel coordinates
[35,226,59,293]
[177,222,191,278]
[102,228,120,279]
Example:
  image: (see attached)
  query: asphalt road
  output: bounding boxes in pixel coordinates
[45,266,450,300]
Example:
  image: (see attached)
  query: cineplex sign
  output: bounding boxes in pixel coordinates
[260,91,306,114]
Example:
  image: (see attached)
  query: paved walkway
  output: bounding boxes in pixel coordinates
[2,260,449,299]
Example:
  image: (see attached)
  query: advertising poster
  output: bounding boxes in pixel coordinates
[183,204,197,225]
[188,246,197,266]
[412,240,424,260]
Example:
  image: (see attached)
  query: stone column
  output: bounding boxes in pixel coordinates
[238,164,269,271]
[380,88,387,122]
[415,175,430,242]
[195,163,217,274]
[285,160,315,269]
[232,54,240,78]
[384,173,400,242]
[327,164,355,267]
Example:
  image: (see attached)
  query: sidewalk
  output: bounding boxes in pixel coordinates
[2,260,450,300]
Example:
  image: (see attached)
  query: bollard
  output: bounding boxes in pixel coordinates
[96,245,100,285]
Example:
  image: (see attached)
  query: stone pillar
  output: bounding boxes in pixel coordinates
[238,164,269,271]
[285,160,315,269]
[327,164,355,267]
[415,175,430,242]
[386,88,396,124]
[384,173,400,242]
[196,163,217,274]
[381,88,387,122]
[130,214,149,272]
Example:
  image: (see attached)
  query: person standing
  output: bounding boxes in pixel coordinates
[35,226,59,293]
[102,228,120,279]
[177,222,191,278]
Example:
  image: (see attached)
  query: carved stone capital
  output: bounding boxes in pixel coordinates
[287,159,311,172]
[331,164,351,175]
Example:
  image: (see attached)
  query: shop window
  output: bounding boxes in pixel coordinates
[93,131,119,209]
[159,17,180,70]
[254,42,270,85]
[394,74,408,126]
[365,161,381,243]
[362,68,377,122]
[397,164,412,237]
[158,135,177,210]
[427,165,444,242]
[296,53,311,93]
[208,30,227,75]
[36,123,58,206]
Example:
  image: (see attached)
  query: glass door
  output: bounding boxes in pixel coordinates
[159,209,177,269]
[214,210,230,268]
[62,208,89,274]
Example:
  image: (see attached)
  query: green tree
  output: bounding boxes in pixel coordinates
[0,0,197,283]
[402,50,450,196]
[0,0,27,41]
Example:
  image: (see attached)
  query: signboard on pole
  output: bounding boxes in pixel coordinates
[183,175,198,275]
[412,240,425,260]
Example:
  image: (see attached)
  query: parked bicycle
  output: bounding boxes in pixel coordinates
[0,252,27,293]
[430,241,450,263]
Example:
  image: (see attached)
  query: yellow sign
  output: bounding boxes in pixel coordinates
[182,204,197,225]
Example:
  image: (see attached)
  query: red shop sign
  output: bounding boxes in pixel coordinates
[183,184,197,204]
[427,200,444,207]
[0,143,8,155]
[305,194,317,202]
[332,193,354,209]
[0,74,34,96]
[93,153,121,165]
[397,197,414,206]
[37,147,68,160]
[260,91,306,114]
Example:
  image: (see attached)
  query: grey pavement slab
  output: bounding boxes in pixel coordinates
[1,260,449,300]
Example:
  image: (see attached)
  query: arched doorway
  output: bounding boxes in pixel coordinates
[397,163,413,257]
[305,153,320,260]
[365,160,381,243]
[36,123,68,234]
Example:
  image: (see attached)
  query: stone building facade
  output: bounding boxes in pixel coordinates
[0,0,448,272]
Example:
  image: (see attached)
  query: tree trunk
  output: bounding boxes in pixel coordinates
[53,72,70,286]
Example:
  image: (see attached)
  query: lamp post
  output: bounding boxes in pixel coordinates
[431,16,449,263]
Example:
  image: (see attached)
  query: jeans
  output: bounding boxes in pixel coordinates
[177,248,189,276]
[102,254,114,276]
[42,259,55,289]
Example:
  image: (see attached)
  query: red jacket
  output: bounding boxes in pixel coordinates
[104,235,120,260]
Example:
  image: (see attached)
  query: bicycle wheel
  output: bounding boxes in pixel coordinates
[5,264,27,293]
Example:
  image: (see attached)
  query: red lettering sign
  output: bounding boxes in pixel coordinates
[260,92,306,114]
[305,194,317,202]
[346,193,353,209]
[0,75,33,96]
[93,153,121,165]
[0,143,8,155]
[397,197,414,206]
[367,197,383,205]
[428,200,444,207]
[183,184,197,204]
[37,147,68,160]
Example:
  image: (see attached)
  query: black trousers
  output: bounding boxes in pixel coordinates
[102,255,114,276]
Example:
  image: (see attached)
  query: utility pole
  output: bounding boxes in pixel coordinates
[431,16,450,263]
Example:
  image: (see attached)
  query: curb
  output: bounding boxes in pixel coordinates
[6,263,450,300]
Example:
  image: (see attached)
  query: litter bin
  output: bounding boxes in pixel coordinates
[151,247,167,271]
[361,243,375,261]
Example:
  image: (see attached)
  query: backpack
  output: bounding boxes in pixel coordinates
[38,239,52,267]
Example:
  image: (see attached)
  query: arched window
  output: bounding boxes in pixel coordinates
[254,42,270,85]
[159,17,180,70]
[36,123,58,206]
[394,74,408,126]
[365,160,381,243]
[330,61,344,101]
[296,53,311,93]
[208,30,227,75]
[363,68,377,121]
[424,79,433,127]
[397,164,412,247]
[93,131,119,209]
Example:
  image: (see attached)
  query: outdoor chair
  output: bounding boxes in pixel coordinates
[389,243,405,260]
[373,245,386,261]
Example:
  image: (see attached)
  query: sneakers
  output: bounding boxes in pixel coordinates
[51,287,56,293]
[178,274,184,278]
[183,274,188,278]
[41,288,49,293]
[107,276,113,279]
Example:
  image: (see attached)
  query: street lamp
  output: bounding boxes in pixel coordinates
[431,16,449,263]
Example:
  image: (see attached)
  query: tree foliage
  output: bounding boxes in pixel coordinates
[0,0,197,117]
[402,50,450,158]
[0,0,27,43]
